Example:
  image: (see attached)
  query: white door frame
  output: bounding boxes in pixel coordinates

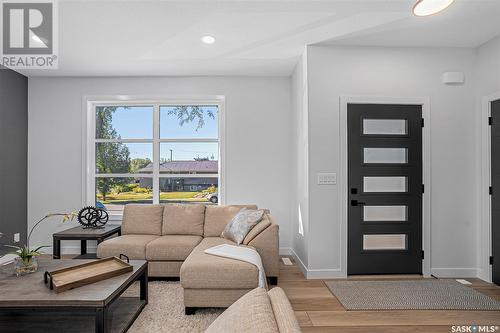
[339,96,431,277]
[478,91,500,282]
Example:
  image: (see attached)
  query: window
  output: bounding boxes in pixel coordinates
[87,100,222,218]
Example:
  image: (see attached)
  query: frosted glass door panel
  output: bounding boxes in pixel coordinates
[363,176,407,193]
[363,205,407,222]
[363,148,408,164]
[363,234,407,250]
[363,119,407,135]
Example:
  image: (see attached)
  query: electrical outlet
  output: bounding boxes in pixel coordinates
[14,233,20,243]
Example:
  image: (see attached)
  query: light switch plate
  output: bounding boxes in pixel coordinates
[317,172,337,185]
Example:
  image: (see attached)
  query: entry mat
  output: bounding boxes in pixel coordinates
[325,279,500,310]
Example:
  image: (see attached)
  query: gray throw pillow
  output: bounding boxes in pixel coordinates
[221,208,265,245]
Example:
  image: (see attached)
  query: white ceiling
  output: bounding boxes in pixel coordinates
[19,0,500,77]
[322,0,500,48]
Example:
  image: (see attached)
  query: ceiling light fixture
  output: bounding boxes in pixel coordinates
[413,0,454,16]
[201,35,216,44]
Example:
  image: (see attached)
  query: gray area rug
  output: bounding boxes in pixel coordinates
[325,279,500,310]
[125,281,223,332]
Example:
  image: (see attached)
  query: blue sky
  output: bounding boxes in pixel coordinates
[99,106,219,161]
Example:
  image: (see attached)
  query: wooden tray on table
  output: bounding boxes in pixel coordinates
[44,255,133,293]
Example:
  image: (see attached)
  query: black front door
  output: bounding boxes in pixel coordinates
[491,99,500,285]
[348,104,423,275]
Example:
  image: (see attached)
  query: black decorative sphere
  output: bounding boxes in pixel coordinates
[77,206,109,229]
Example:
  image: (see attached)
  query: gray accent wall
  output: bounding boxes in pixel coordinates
[0,66,28,253]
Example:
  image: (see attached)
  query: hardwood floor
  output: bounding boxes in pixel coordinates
[277,257,500,333]
[44,254,500,331]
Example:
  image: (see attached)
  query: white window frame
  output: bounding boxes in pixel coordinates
[83,95,226,220]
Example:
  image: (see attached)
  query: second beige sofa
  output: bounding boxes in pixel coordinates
[205,287,301,333]
[97,203,279,312]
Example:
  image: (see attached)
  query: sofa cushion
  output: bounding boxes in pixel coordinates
[180,237,259,289]
[121,204,164,235]
[204,205,258,237]
[268,287,302,333]
[162,203,205,236]
[243,213,272,245]
[96,235,159,260]
[205,288,279,333]
[146,235,202,261]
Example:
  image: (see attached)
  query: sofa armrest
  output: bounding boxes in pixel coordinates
[268,287,302,333]
[248,215,279,278]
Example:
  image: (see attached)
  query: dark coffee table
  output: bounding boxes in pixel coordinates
[53,225,121,259]
[0,259,147,333]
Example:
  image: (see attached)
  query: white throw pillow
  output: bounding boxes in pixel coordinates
[221,208,265,245]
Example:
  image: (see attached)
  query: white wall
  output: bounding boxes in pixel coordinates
[476,36,500,97]
[28,43,496,278]
[302,45,478,277]
[290,52,309,272]
[475,36,500,281]
[28,76,292,253]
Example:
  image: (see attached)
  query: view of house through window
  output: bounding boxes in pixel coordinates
[93,104,219,214]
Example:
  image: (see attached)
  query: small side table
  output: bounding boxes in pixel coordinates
[52,224,121,259]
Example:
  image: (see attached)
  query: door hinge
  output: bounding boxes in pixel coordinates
[489,117,492,126]
[422,250,425,260]
[422,184,425,193]
[490,256,494,265]
[421,118,425,127]
[490,186,493,195]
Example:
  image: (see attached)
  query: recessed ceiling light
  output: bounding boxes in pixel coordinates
[413,0,455,16]
[201,35,216,44]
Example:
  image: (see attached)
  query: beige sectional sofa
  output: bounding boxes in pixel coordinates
[205,287,301,333]
[97,203,279,313]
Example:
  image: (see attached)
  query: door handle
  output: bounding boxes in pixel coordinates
[351,200,366,206]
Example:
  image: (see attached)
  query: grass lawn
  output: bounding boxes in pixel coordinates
[97,191,208,203]
[161,192,200,199]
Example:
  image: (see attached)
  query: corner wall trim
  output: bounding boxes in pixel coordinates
[290,248,308,278]
[290,248,345,279]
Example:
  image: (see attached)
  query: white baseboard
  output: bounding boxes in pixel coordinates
[430,267,478,278]
[306,268,345,279]
[279,247,292,256]
[46,244,481,280]
[290,248,308,278]
[290,249,482,280]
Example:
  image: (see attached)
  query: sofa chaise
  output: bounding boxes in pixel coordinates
[96,203,279,313]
